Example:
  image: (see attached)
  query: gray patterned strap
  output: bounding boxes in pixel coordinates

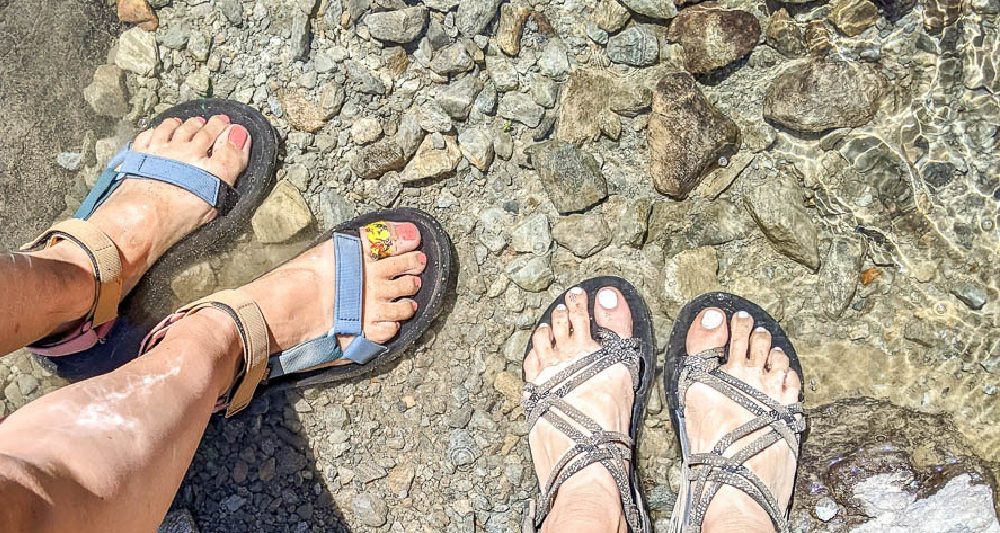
[521,329,645,533]
[676,348,806,533]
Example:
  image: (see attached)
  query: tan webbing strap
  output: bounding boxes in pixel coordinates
[174,289,270,418]
[21,219,123,326]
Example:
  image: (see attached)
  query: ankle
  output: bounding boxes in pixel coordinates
[26,242,97,323]
[542,466,624,533]
[702,499,776,533]
[169,308,244,398]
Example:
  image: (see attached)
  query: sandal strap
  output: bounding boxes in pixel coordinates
[140,289,270,417]
[522,329,645,533]
[20,219,123,327]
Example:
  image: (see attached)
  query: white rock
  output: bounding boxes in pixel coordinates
[251,180,314,243]
[115,28,159,76]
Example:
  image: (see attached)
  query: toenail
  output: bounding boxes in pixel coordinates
[193,116,207,125]
[229,126,249,149]
[418,252,426,265]
[217,114,231,124]
[597,289,618,310]
[754,327,768,333]
[411,300,418,311]
[773,347,783,352]
[569,286,584,295]
[701,310,724,329]
[538,322,549,328]
[736,311,751,319]
[397,224,419,241]
[556,304,567,311]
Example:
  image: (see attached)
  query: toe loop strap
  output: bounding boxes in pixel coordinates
[331,231,388,365]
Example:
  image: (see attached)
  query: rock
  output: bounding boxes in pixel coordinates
[386,463,416,496]
[118,0,158,31]
[345,60,386,94]
[510,213,552,255]
[115,28,159,77]
[352,139,407,179]
[187,31,211,63]
[763,60,887,134]
[366,7,428,43]
[438,76,484,120]
[604,195,651,247]
[951,283,988,311]
[766,9,806,57]
[662,247,722,310]
[497,92,545,128]
[430,42,475,76]
[158,509,199,533]
[457,127,495,171]
[400,135,462,182]
[493,371,523,403]
[184,69,211,96]
[478,207,512,253]
[159,23,190,50]
[486,55,520,91]
[396,112,425,157]
[647,72,741,199]
[923,0,963,33]
[251,181,314,243]
[496,3,530,56]
[813,496,839,522]
[537,40,570,79]
[217,0,244,25]
[555,69,615,143]
[83,65,129,118]
[220,495,246,513]
[352,493,389,527]
[607,26,659,67]
[56,152,83,171]
[817,236,864,318]
[593,0,630,32]
[457,0,502,36]
[552,214,612,258]
[495,132,514,160]
[532,142,608,214]
[743,159,820,270]
[417,103,453,133]
[828,0,879,36]
[686,199,749,245]
[804,21,833,56]
[506,254,554,292]
[531,78,559,108]
[281,86,341,133]
[620,0,677,20]
[289,13,311,61]
[171,261,217,302]
[667,3,761,74]
[350,116,383,144]
[15,374,38,396]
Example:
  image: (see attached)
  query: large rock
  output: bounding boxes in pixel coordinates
[620,0,677,19]
[593,0,630,32]
[766,9,806,57]
[352,139,407,179]
[531,142,608,214]
[555,69,615,144]
[817,236,864,318]
[437,76,483,120]
[497,92,545,128]
[647,73,741,199]
[510,213,552,255]
[251,181,314,243]
[430,42,475,76]
[667,3,761,74]
[743,158,820,270]
[496,3,530,56]
[457,127,495,171]
[115,27,159,76]
[400,135,462,182]
[762,59,888,133]
[506,254,554,292]
[457,0,502,36]
[552,214,612,258]
[280,87,342,132]
[118,0,158,31]
[607,26,659,66]
[84,64,129,118]
[828,0,879,36]
[365,7,428,43]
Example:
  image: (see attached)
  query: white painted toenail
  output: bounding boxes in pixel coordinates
[755,327,768,333]
[701,310,724,329]
[569,286,584,295]
[773,347,783,351]
[538,322,550,328]
[736,311,751,319]
[556,304,567,311]
[598,289,618,310]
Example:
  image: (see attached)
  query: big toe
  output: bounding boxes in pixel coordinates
[593,287,633,339]
[364,221,422,259]
[208,124,251,185]
[686,307,729,356]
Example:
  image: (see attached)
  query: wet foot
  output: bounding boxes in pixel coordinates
[523,286,635,532]
[683,308,802,532]
[52,115,251,297]
[240,222,426,357]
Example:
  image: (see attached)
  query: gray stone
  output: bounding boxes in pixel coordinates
[552,214,612,258]
[396,112,425,157]
[430,42,475,76]
[158,509,200,533]
[486,55,520,91]
[458,127,495,171]
[400,135,462,182]
[188,31,211,63]
[667,3,761,74]
[438,76,484,120]
[184,69,211,96]
[648,72,741,198]
[818,236,864,318]
[159,23,190,50]
[686,199,749,245]
[497,92,545,128]
[417,103,453,133]
[115,27,159,76]
[763,59,888,133]
[478,207,512,253]
[352,139,407,179]
[56,152,83,171]
[221,495,246,513]
[621,0,677,19]
[531,77,559,108]
[607,26,659,66]
[217,0,244,25]
[951,283,988,310]
[594,0,631,32]
[537,40,570,79]
[814,497,839,522]
[366,7,428,43]
[743,160,820,270]
[532,141,608,214]
[352,493,389,527]
[251,180,314,243]
[457,0,502,36]
[604,195,651,247]
[495,132,514,160]
[506,254,554,292]
[14,374,38,396]
[290,14,311,61]
[350,116,383,144]
[510,213,552,255]
[345,60,387,94]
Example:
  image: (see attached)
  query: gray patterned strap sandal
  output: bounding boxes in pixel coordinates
[521,276,655,533]
[664,293,807,533]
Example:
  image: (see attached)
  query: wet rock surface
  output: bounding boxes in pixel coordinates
[764,59,888,133]
[667,3,761,74]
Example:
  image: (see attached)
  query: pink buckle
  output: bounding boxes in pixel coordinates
[27,320,116,357]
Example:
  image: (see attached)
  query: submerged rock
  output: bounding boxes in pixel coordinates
[923,0,963,33]
[828,0,879,36]
[743,159,820,270]
[620,0,677,19]
[817,236,865,318]
[607,26,659,66]
[531,141,608,214]
[763,59,887,133]
[667,3,760,74]
[766,9,806,57]
[647,72,741,199]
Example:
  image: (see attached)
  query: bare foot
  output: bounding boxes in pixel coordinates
[523,286,635,533]
[683,308,802,532]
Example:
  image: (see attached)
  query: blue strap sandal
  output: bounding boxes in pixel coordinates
[138,207,454,416]
[21,99,277,380]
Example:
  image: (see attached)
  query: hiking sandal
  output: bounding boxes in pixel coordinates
[23,99,277,380]
[138,208,453,416]
[664,293,807,533]
[521,276,654,533]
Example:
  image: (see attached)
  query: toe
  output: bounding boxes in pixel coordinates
[530,324,557,369]
[565,287,591,340]
[782,368,802,403]
[378,275,421,300]
[190,114,231,152]
[724,310,754,369]
[173,116,208,143]
[362,221,422,260]
[766,347,789,373]
[374,299,418,322]
[524,349,542,380]
[133,128,154,150]
[207,124,251,186]
[551,303,570,348]
[593,287,633,339]
[149,117,183,146]
[685,307,729,357]
[748,327,772,368]
[366,320,401,344]
[371,251,426,279]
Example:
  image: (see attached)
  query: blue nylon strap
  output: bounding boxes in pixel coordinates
[75,149,129,219]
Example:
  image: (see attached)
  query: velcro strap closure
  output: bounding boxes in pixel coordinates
[114,150,235,212]
[332,233,364,337]
[20,219,123,326]
[169,289,270,418]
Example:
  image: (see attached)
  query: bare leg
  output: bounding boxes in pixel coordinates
[0,115,251,356]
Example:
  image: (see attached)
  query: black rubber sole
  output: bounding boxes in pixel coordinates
[43,99,278,380]
[523,276,654,533]
[259,207,454,393]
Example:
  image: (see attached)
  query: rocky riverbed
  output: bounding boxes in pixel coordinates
[2,0,999,530]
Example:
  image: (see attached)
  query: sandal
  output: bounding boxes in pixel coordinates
[138,207,453,416]
[664,293,807,533]
[22,99,277,380]
[520,276,655,533]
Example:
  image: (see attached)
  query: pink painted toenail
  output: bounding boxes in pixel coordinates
[598,289,618,310]
[701,310,724,329]
[411,300,418,311]
[397,224,419,241]
[229,126,248,149]
[418,253,426,265]
[217,114,231,124]
[193,116,207,125]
